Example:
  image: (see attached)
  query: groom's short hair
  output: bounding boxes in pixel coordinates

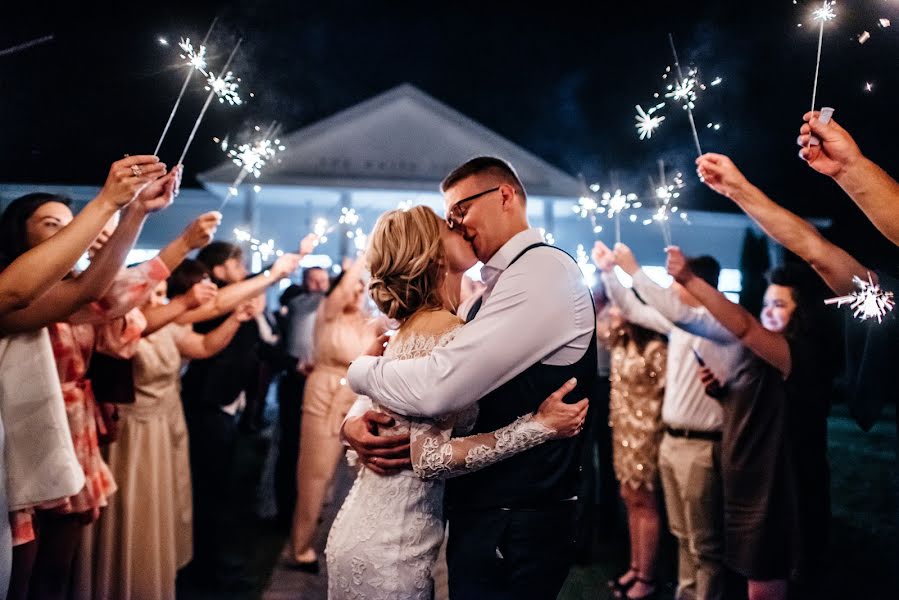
[441,156,527,201]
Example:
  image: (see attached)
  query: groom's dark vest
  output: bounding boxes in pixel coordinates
[445,243,597,511]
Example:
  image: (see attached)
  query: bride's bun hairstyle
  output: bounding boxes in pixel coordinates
[367,206,446,322]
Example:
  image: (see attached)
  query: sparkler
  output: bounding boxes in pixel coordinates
[572,175,603,235]
[233,228,284,261]
[0,34,54,58]
[643,160,687,247]
[205,70,242,106]
[177,37,243,167]
[667,34,703,156]
[635,104,666,140]
[575,244,597,284]
[602,188,640,245]
[218,122,285,211]
[825,273,894,323]
[311,209,363,248]
[809,2,836,136]
[153,17,218,156]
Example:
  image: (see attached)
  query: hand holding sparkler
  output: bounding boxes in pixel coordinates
[613,243,640,277]
[136,166,180,213]
[695,153,752,200]
[98,155,167,209]
[298,233,319,257]
[184,280,219,309]
[797,111,862,177]
[182,211,222,250]
[269,253,302,280]
[665,246,693,285]
[591,241,616,273]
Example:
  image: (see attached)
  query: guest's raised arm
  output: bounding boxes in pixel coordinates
[798,112,899,246]
[666,246,792,377]
[696,152,869,295]
[0,155,162,316]
[177,251,304,324]
[0,165,175,333]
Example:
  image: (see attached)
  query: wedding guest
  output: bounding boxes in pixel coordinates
[0,155,161,597]
[0,156,159,317]
[666,247,831,600]
[93,267,256,600]
[595,240,743,600]
[275,267,331,525]
[181,242,303,579]
[599,301,668,600]
[2,166,190,600]
[284,257,382,572]
[695,151,895,433]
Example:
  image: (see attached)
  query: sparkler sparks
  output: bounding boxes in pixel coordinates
[178,37,208,75]
[153,18,218,156]
[665,76,698,109]
[813,1,836,22]
[635,104,666,140]
[825,274,894,323]
[338,207,360,227]
[218,122,285,213]
[206,71,242,105]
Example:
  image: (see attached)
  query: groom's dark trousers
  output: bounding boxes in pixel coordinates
[446,503,577,600]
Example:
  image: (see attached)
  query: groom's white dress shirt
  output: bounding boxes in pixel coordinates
[347,228,595,418]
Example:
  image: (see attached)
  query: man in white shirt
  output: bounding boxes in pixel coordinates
[594,240,746,600]
[344,157,596,599]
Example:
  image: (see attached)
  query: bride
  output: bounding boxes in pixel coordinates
[325,206,588,599]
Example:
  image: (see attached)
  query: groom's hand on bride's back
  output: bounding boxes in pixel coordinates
[342,410,411,476]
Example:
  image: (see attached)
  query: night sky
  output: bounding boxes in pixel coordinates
[2,0,898,269]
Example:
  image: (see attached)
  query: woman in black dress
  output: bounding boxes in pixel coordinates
[667,251,830,600]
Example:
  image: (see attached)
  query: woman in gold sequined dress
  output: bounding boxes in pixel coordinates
[600,305,668,600]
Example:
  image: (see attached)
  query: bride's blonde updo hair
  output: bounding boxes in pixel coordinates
[367,206,445,322]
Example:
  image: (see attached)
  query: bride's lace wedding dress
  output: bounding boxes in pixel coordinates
[325,317,555,600]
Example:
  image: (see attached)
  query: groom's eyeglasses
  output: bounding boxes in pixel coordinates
[445,186,501,230]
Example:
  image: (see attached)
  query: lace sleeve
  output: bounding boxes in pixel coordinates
[409,413,555,481]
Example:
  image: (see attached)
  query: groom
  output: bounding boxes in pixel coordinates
[344,157,597,599]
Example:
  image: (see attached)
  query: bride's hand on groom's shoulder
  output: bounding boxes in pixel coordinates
[342,410,412,476]
[534,378,589,439]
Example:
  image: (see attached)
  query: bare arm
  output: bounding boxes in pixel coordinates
[176,308,249,359]
[798,112,899,246]
[320,257,366,322]
[697,152,869,295]
[0,155,163,315]
[0,203,153,333]
[667,246,791,377]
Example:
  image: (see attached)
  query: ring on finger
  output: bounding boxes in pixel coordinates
[131,165,143,177]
